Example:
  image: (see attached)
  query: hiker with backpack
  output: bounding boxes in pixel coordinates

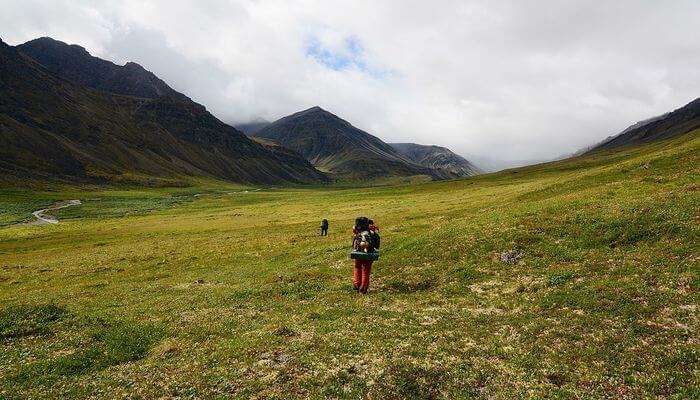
[320,218,329,236]
[350,217,380,294]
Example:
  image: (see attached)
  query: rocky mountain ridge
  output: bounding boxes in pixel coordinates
[390,143,480,177]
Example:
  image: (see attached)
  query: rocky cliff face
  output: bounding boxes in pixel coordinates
[0,37,327,185]
[252,106,453,180]
[390,143,480,177]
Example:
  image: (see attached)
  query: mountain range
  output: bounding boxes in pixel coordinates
[0,37,326,185]
[250,107,472,180]
[1,36,478,185]
[238,118,481,178]
[3,35,694,187]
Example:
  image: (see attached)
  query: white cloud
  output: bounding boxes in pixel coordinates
[2,0,699,164]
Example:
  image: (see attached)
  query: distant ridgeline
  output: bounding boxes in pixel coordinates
[0,37,327,185]
[389,143,481,177]
[583,97,700,154]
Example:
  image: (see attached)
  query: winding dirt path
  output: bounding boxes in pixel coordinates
[30,200,81,225]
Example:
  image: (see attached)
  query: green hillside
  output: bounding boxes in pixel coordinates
[0,130,698,398]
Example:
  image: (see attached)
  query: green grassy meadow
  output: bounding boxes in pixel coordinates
[0,131,698,399]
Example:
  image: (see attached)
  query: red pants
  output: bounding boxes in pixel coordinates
[353,259,373,293]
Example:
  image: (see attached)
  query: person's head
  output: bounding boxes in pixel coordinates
[368,219,374,225]
[355,216,369,230]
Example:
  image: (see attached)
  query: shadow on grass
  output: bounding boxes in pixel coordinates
[385,277,436,293]
[0,304,68,339]
[1,304,165,388]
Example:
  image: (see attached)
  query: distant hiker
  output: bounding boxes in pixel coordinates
[320,218,329,236]
[350,216,380,294]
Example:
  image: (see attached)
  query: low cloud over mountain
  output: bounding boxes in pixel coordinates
[3,1,699,167]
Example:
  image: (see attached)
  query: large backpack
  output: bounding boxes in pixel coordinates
[351,216,380,260]
[353,216,380,252]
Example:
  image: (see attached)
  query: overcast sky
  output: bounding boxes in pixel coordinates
[2,1,699,165]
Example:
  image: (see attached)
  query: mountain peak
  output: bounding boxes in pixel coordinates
[123,61,146,70]
[293,105,346,121]
[298,105,331,115]
[24,36,90,55]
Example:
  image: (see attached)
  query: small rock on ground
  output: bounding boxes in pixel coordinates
[500,250,523,264]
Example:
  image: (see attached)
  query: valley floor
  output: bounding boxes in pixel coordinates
[0,131,698,399]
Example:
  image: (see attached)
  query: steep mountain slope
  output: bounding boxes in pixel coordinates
[251,107,451,180]
[249,136,322,176]
[17,37,189,102]
[0,38,327,185]
[585,98,700,153]
[390,143,480,177]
